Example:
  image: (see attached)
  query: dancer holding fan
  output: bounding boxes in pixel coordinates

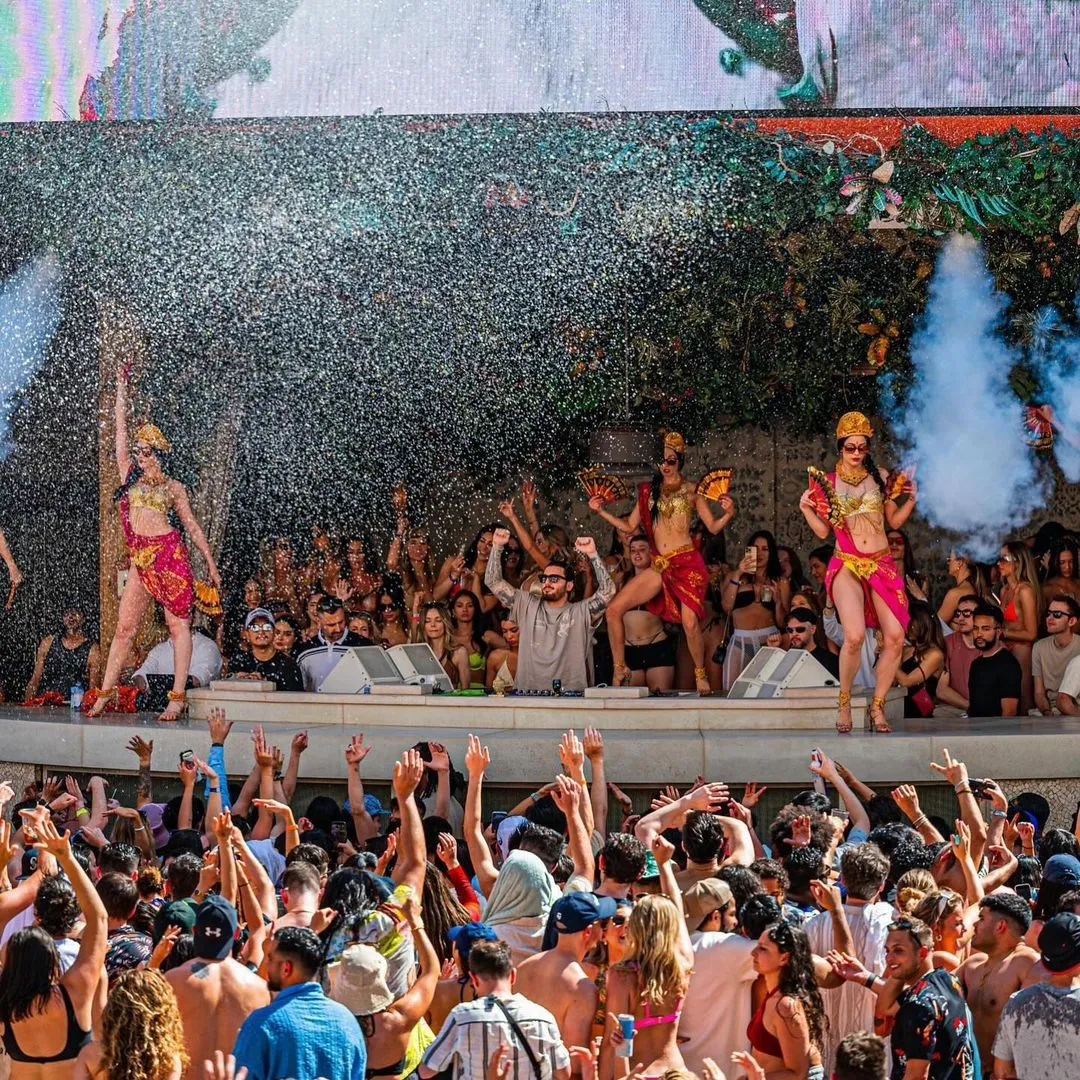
[89,364,221,720]
[799,412,917,733]
[586,430,735,694]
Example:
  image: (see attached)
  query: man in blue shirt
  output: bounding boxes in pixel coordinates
[233,926,366,1080]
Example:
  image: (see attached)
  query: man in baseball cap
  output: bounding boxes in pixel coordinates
[684,879,736,934]
[193,894,239,961]
[1043,853,1080,890]
[517,893,618,1048]
[992,913,1080,1078]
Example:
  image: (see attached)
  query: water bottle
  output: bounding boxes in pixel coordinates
[70,684,84,710]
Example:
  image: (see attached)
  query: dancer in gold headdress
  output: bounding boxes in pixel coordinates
[89,365,221,720]
[587,431,735,694]
[799,412,917,733]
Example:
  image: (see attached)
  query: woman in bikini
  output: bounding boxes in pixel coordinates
[91,363,221,720]
[588,430,735,695]
[799,412,917,734]
[745,921,827,1079]
[600,840,693,1079]
[619,535,677,691]
[997,541,1042,714]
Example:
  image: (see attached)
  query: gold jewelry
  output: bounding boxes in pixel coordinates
[662,430,687,455]
[694,666,707,680]
[134,422,172,452]
[835,463,869,485]
[166,690,187,703]
[835,412,874,439]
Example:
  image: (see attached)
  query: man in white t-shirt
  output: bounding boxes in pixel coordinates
[804,842,892,1075]
[1034,596,1080,713]
[677,879,756,1075]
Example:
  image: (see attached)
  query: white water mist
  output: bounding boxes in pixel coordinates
[884,233,1047,560]
[1028,301,1080,483]
[0,254,63,458]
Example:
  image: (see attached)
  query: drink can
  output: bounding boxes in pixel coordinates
[615,1013,635,1058]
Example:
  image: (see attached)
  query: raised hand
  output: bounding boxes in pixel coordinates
[203,1051,249,1080]
[582,726,604,761]
[687,782,730,812]
[24,814,70,860]
[191,754,217,782]
[651,833,676,866]
[427,742,450,773]
[550,774,582,815]
[574,537,597,559]
[0,820,16,870]
[252,799,293,820]
[929,747,968,787]
[951,818,972,861]
[588,495,605,513]
[782,815,813,848]
[41,775,62,803]
[808,748,837,780]
[333,580,354,603]
[212,810,234,841]
[308,907,339,936]
[607,781,633,813]
[559,730,585,775]
[148,924,182,970]
[891,784,922,821]
[497,499,516,521]
[344,733,370,768]
[252,727,274,769]
[392,748,425,799]
[436,832,459,869]
[978,777,1008,811]
[289,730,309,757]
[742,782,767,808]
[521,480,537,510]
[179,759,198,788]
[486,1044,512,1080]
[492,527,511,547]
[809,879,842,912]
[1016,819,1035,850]
[207,708,232,746]
[465,733,490,777]
[826,950,870,983]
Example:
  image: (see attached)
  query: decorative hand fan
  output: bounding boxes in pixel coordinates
[194,580,223,618]
[696,468,732,500]
[579,468,628,505]
[884,467,915,501]
[807,466,844,528]
[1023,405,1054,451]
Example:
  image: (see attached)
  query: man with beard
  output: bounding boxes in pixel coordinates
[233,926,367,1080]
[965,603,1021,717]
[957,893,1038,1072]
[25,606,101,698]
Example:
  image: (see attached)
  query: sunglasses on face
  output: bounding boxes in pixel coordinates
[787,624,812,634]
[659,457,679,467]
[842,444,867,454]
[1048,609,1072,619]
[540,573,567,583]
[134,445,154,458]
[248,624,274,633]
[998,555,1016,563]
[955,608,976,618]
[379,602,396,610]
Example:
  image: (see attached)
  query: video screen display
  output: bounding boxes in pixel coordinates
[2,0,1078,122]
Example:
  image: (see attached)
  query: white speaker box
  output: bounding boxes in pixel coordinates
[387,644,456,693]
[727,647,838,699]
[318,646,404,694]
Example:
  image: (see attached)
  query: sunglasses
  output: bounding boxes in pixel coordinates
[787,624,812,634]
[998,555,1016,563]
[540,573,567,583]
[134,445,154,457]
[603,913,630,928]
[842,444,868,454]
[1048,609,1072,619]
[955,608,976,618]
[379,602,397,610]
[658,457,679,467]
[248,624,274,633]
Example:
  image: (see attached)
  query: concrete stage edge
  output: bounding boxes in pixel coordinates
[0,689,1076,795]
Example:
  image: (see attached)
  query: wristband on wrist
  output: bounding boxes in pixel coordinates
[864,972,877,989]
[75,808,89,818]
[911,814,929,828]
[208,787,220,794]
[273,772,284,783]
[953,780,970,791]
[211,742,224,748]
[991,809,1008,819]
[955,786,972,797]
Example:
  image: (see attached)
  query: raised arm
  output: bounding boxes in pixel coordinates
[114,363,132,481]
[344,734,379,843]
[485,530,519,607]
[578,540,616,616]
[391,892,441,1027]
[390,748,427,897]
[23,635,52,699]
[635,782,730,847]
[587,495,639,536]
[799,488,831,541]
[126,735,155,807]
[583,727,608,841]
[558,729,594,838]
[651,835,693,964]
[464,733,498,897]
[427,743,453,821]
[811,751,871,837]
[498,500,547,570]
[890,785,945,846]
[283,731,307,804]
[696,493,736,536]
[929,749,987,868]
[551,775,594,886]
[884,475,917,529]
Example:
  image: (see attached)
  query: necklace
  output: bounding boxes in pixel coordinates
[836,462,868,485]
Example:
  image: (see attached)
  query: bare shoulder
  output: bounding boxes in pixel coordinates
[1006,946,1040,972]
[776,994,803,1020]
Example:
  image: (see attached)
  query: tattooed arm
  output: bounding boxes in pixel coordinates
[485,529,519,607]
[581,543,616,615]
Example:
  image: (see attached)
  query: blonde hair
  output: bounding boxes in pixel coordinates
[99,970,189,1080]
[895,869,936,915]
[912,889,963,940]
[412,602,453,657]
[617,895,689,1008]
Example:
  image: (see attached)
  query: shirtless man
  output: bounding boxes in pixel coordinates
[164,895,270,1076]
[272,862,321,931]
[620,535,677,691]
[484,614,520,688]
[514,893,611,1057]
[958,893,1039,1071]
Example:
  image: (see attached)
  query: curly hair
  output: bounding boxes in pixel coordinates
[616,895,690,1008]
[421,863,472,965]
[765,921,827,1055]
[99,970,189,1080]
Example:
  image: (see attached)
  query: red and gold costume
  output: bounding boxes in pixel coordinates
[808,412,910,632]
[120,423,195,620]
[637,432,709,623]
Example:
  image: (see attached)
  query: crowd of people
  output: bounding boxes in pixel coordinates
[0,718,1077,1079]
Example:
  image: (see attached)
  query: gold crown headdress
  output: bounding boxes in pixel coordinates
[134,423,172,453]
[835,412,873,440]
[662,430,687,455]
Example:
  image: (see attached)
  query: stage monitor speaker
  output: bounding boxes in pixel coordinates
[726,647,838,699]
[387,644,455,694]
[318,646,404,695]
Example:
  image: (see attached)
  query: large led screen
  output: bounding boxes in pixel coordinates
[2,0,1078,122]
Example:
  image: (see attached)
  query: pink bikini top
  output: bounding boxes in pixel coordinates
[634,995,684,1030]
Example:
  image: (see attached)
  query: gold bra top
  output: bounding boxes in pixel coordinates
[836,486,884,533]
[655,485,694,521]
[128,481,170,515]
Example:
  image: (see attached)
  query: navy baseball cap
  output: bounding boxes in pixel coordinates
[552,893,618,934]
[1044,854,1080,888]
[447,921,498,964]
[194,895,238,960]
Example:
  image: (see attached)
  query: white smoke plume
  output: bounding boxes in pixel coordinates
[0,254,63,459]
[884,233,1048,560]
[1028,302,1080,483]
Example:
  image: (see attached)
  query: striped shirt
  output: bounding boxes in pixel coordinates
[423,993,570,1079]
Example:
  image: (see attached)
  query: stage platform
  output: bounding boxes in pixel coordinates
[0,690,1076,792]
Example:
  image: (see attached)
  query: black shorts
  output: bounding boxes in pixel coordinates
[625,636,676,672]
